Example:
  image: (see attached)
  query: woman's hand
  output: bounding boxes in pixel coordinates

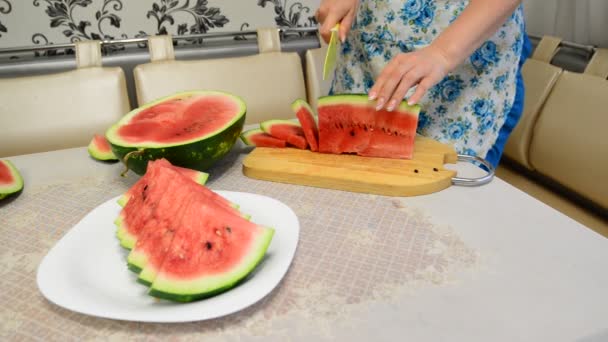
[315,0,359,44]
[369,45,454,110]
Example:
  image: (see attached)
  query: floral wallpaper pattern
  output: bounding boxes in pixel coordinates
[0,0,320,56]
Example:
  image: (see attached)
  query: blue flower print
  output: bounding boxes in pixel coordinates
[341,40,352,55]
[480,41,499,64]
[477,112,495,134]
[414,3,435,28]
[432,76,464,102]
[471,41,500,73]
[359,7,374,28]
[385,10,396,23]
[493,73,508,91]
[363,71,374,92]
[462,148,477,157]
[447,120,470,140]
[470,76,480,87]
[435,105,447,116]
[417,110,431,130]
[361,32,384,58]
[472,98,491,116]
[400,0,425,22]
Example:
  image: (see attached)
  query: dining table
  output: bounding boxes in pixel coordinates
[1,129,607,342]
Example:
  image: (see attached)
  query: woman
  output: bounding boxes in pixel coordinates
[316,0,532,167]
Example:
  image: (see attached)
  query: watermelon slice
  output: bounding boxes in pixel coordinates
[260,120,308,150]
[0,160,24,200]
[147,190,274,302]
[116,159,238,250]
[317,94,420,159]
[240,128,287,148]
[115,158,274,302]
[116,163,209,207]
[291,99,319,152]
[105,91,246,175]
[88,134,118,161]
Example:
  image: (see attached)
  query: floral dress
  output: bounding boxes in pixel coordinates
[329,0,532,167]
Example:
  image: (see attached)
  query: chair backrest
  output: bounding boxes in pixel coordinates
[503,36,563,170]
[133,28,307,125]
[304,42,333,110]
[528,47,608,209]
[0,41,130,157]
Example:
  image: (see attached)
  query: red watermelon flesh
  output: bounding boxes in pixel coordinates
[118,161,209,207]
[317,95,420,159]
[292,99,319,152]
[0,161,14,185]
[116,94,241,144]
[240,128,287,148]
[260,120,308,150]
[147,189,274,302]
[117,159,237,250]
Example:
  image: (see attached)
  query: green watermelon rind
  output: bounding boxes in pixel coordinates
[318,94,422,115]
[0,160,24,200]
[105,90,247,175]
[291,99,317,121]
[147,228,275,302]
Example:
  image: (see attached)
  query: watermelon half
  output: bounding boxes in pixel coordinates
[291,99,319,152]
[105,90,247,175]
[0,160,24,200]
[87,134,118,161]
[240,128,287,148]
[317,94,420,159]
[260,120,308,150]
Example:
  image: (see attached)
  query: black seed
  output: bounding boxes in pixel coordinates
[226,226,232,233]
[433,168,438,172]
[205,242,212,250]
[414,169,419,173]
[363,125,368,132]
[350,130,355,137]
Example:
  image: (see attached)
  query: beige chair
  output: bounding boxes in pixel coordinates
[0,41,130,157]
[304,41,333,111]
[503,36,564,170]
[528,47,608,209]
[133,28,307,125]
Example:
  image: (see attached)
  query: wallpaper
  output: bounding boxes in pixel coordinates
[0,0,321,54]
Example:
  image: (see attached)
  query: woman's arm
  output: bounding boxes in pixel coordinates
[370,0,523,110]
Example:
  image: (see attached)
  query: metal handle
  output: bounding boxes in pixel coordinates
[451,154,495,187]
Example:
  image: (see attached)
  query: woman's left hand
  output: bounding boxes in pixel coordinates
[369,44,453,111]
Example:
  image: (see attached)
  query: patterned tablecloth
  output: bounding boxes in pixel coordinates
[0,147,481,341]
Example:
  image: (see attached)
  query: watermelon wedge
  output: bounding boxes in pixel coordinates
[116,163,209,207]
[88,134,118,161]
[116,159,239,250]
[106,91,246,175]
[240,128,287,148]
[317,94,420,159]
[260,120,308,150]
[147,191,274,302]
[291,99,319,152]
[0,160,24,200]
[115,158,274,302]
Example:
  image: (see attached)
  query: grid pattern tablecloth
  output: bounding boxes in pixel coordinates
[0,149,478,341]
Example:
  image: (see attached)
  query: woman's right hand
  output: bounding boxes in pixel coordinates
[315,0,360,44]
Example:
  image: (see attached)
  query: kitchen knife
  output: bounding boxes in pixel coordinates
[322,23,340,81]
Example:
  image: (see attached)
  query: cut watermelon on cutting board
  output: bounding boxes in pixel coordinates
[242,135,458,197]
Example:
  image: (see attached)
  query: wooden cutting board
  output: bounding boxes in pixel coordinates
[242,136,459,197]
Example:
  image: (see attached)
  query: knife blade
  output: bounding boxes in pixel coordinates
[322,24,340,81]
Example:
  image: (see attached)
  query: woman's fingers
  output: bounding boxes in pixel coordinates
[339,8,356,43]
[407,77,436,105]
[320,12,340,44]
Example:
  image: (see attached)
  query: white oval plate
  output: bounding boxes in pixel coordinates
[36,191,299,323]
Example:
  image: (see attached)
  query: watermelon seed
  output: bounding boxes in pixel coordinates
[350,130,355,137]
[205,242,212,250]
[215,229,222,236]
[433,168,438,172]
[414,169,419,173]
[226,226,232,233]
